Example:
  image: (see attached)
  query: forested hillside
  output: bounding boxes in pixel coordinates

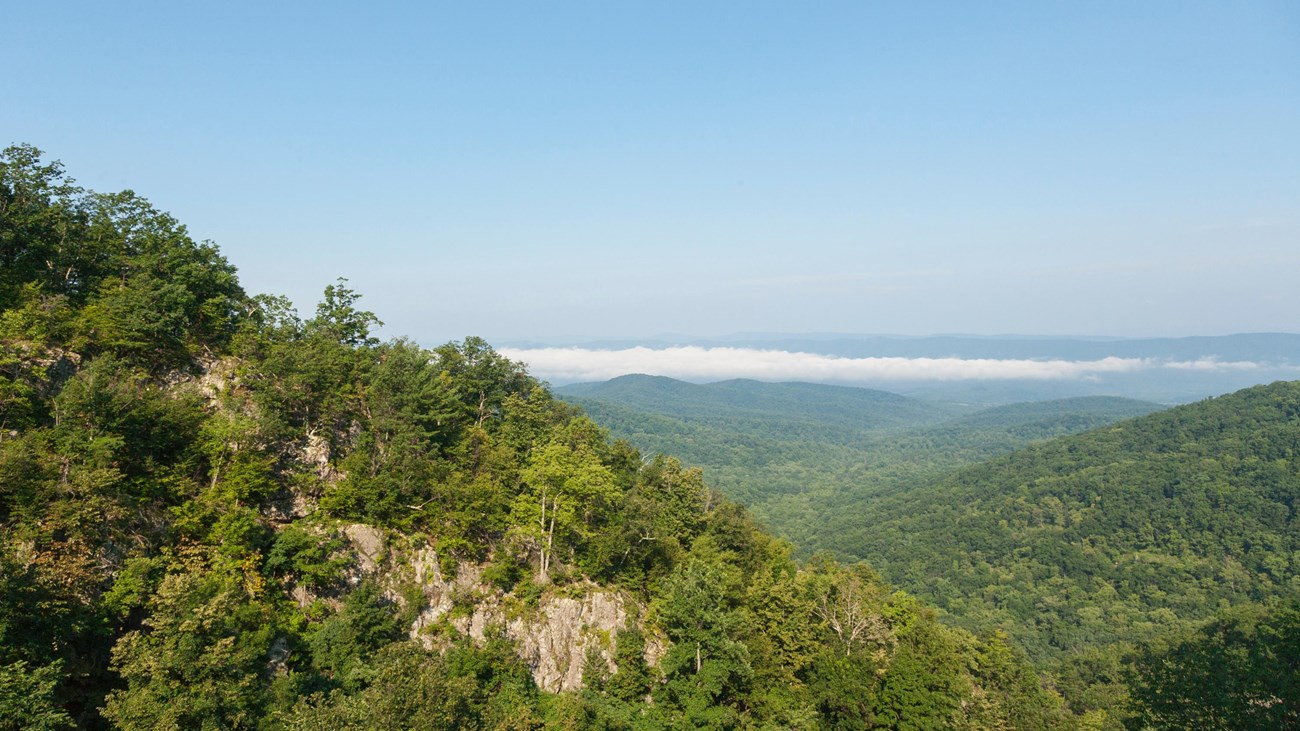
[560,376,971,506]
[839,381,1300,654]
[0,147,1099,729]
[560,376,958,437]
[825,382,1300,725]
[765,397,1166,556]
[561,378,1160,543]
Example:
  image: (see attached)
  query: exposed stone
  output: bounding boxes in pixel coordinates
[290,584,316,609]
[440,585,627,692]
[195,356,240,403]
[265,490,314,523]
[4,342,80,399]
[643,631,668,669]
[508,590,626,693]
[407,548,456,642]
[301,432,341,483]
[349,529,646,693]
[267,636,291,677]
[34,348,80,395]
[344,524,386,573]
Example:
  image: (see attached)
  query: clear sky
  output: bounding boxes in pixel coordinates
[5,1,1298,343]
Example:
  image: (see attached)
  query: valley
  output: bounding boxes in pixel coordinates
[560,375,1300,724]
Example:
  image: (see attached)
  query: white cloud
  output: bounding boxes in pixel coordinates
[499,346,1277,384]
[1161,358,1261,372]
[498,346,1256,383]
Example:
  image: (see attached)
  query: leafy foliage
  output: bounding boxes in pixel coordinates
[0,660,74,731]
[1126,600,1300,730]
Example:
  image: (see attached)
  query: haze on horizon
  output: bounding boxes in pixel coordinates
[4,2,1297,343]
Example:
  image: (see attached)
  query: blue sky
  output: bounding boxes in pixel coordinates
[5,1,1298,343]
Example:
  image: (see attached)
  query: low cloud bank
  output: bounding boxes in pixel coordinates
[499,346,1268,384]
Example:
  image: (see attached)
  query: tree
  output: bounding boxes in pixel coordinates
[75,190,244,364]
[972,631,1072,731]
[322,340,451,525]
[245,281,376,444]
[101,559,279,730]
[1127,601,1300,730]
[0,145,86,309]
[655,556,752,729]
[872,610,969,731]
[307,279,381,348]
[431,336,531,432]
[0,660,73,731]
[307,581,403,691]
[512,429,617,582]
[803,557,894,660]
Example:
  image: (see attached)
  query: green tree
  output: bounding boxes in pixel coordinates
[321,339,457,525]
[1127,601,1300,730]
[307,581,403,691]
[0,145,87,308]
[307,279,381,348]
[655,556,752,729]
[512,427,617,582]
[972,631,1072,731]
[101,558,280,730]
[872,612,968,731]
[431,336,531,432]
[76,190,244,365]
[0,660,73,731]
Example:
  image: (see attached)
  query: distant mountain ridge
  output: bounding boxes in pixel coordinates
[559,374,960,436]
[937,396,1164,432]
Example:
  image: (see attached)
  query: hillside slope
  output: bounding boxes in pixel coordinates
[561,377,1162,539]
[560,374,959,442]
[561,375,974,507]
[838,381,1300,664]
[764,396,1164,554]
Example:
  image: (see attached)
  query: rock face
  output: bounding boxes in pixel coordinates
[406,547,469,641]
[344,524,386,574]
[301,432,342,484]
[35,347,81,395]
[460,591,626,693]
[195,355,239,402]
[400,545,630,692]
[337,524,642,693]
